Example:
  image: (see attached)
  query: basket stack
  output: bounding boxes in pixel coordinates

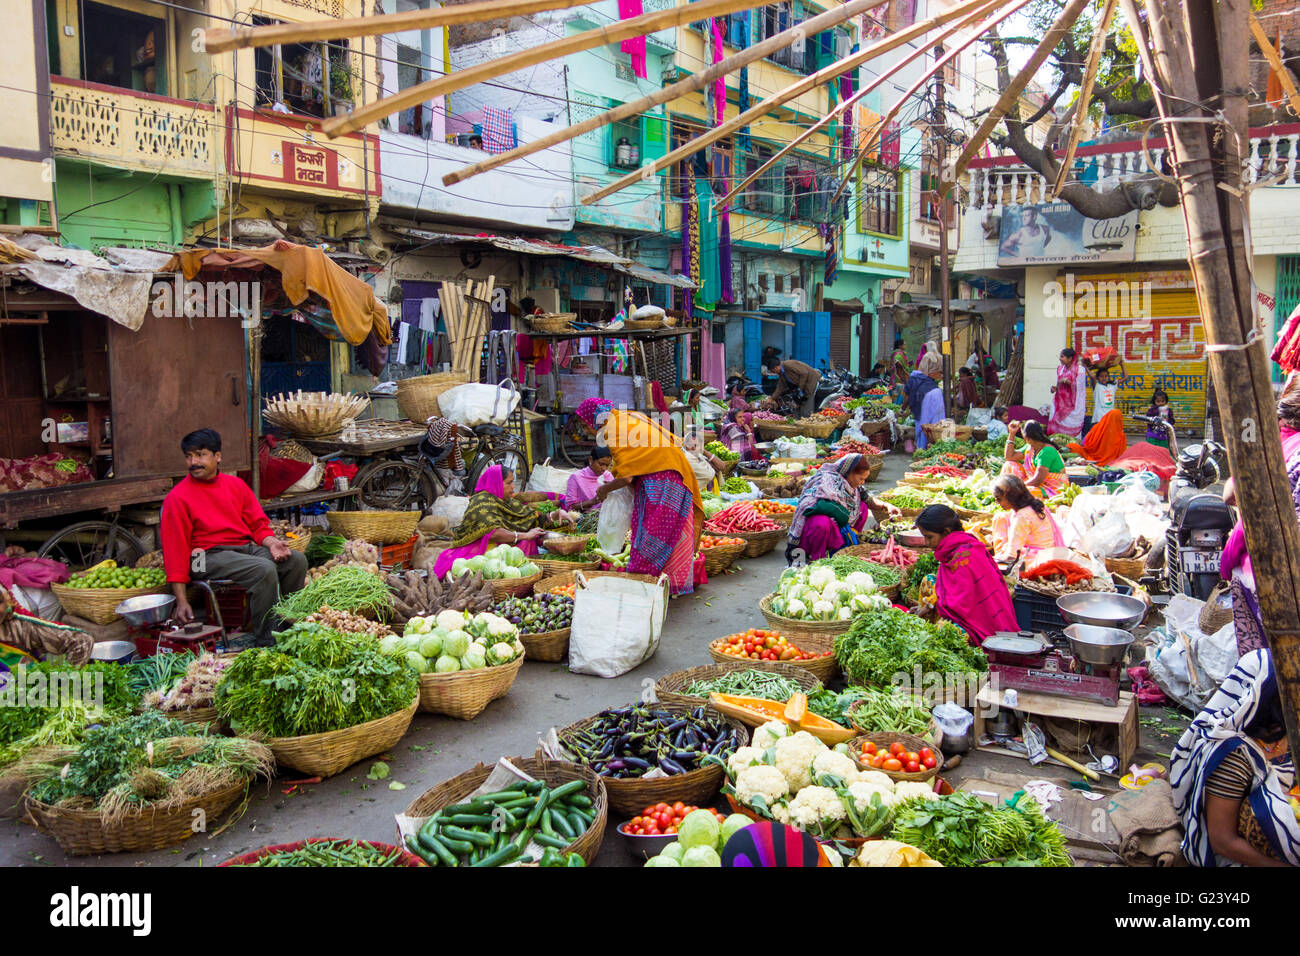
[262,698,419,777]
[326,510,420,545]
[417,655,524,719]
[701,539,745,576]
[395,371,469,423]
[51,582,167,625]
[654,661,821,709]
[263,391,370,438]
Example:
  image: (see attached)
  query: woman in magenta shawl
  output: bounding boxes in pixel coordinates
[915,504,1017,645]
[431,465,548,579]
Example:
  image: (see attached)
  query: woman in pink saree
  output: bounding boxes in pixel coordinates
[431,466,547,579]
[1048,347,1087,438]
[916,504,1017,645]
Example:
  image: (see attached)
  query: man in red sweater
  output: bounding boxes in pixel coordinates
[161,428,307,644]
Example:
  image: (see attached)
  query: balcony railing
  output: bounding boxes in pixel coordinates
[961,124,1300,212]
[50,78,217,177]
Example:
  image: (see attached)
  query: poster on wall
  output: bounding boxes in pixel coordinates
[998,203,1138,267]
[1067,271,1207,428]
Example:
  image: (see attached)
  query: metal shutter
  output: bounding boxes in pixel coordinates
[830,315,852,369]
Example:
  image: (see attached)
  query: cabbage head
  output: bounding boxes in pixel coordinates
[434,655,461,673]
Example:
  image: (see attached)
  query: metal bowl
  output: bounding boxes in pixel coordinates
[1056,591,1146,630]
[88,640,137,664]
[1063,624,1135,667]
[616,822,679,860]
[115,593,176,626]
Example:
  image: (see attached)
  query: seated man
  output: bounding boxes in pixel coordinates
[161,428,308,645]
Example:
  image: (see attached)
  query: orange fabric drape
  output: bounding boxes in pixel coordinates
[604,409,704,545]
[1267,29,1285,105]
[1067,409,1127,466]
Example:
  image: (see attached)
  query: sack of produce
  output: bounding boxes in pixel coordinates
[428,494,470,529]
[437,380,520,427]
[525,458,576,496]
[568,572,669,678]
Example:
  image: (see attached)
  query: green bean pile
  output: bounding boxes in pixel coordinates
[846,687,932,736]
[233,839,404,867]
[681,669,804,701]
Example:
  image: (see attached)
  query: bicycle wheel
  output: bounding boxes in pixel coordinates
[558,415,595,468]
[37,521,146,571]
[470,444,531,491]
[354,459,427,510]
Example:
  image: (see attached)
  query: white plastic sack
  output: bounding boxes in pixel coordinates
[526,458,575,496]
[568,571,670,677]
[1079,510,1135,559]
[775,437,817,459]
[428,494,470,528]
[437,379,520,427]
[1149,595,1239,711]
[8,583,62,621]
[596,485,633,554]
[284,459,324,494]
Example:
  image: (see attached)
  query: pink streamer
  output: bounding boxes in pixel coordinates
[618,0,647,78]
[710,19,726,125]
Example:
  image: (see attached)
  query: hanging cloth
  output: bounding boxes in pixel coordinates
[710,18,726,127]
[682,164,696,321]
[694,174,720,311]
[618,0,648,78]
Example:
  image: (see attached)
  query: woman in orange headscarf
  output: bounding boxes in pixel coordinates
[1067,408,1127,467]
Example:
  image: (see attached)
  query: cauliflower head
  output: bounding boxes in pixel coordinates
[846,780,894,814]
[812,749,860,784]
[727,746,764,777]
[788,786,847,834]
[753,720,790,751]
[770,802,792,825]
[891,781,940,803]
[855,770,895,790]
[773,731,828,792]
[734,765,789,806]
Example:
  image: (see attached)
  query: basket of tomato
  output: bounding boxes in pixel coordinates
[699,535,745,576]
[850,733,943,783]
[709,629,836,682]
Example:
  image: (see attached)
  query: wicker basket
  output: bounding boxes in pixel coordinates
[395,371,469,423]
[518,627,570,663]
[327,510,421,545]
[865,459,884,483]
[796,418,842,439]
[622,316,667,330]
[654,661,821,710]
[279,533,312,554]
[263,391,371,438]
[220,838,427,867]
[171,706,223,730]
[557,705,749,816]
[758,592,851,640]
[730,527,786,558]
[534,555,600,576]
[270,438,315,463]
[417,654,523,719]
[51,582,167,625]
[261,698,419,777]
[711,618,839,683]
[484,570,542,600]
[528,312,577,333]
[540,534,593,556]
[402,754,608,864]
[534,569,664,594]
[23,780,250,856]
[716,458,739,478]
[754,422,805,439]
[847,732,943,783]
[701,540,745,576]
[1105,553,1149,580]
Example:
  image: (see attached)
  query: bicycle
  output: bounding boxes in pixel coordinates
[35,513,146,570]
[353,423,530,510]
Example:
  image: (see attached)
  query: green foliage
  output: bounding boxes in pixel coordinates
[832,607,986,689]
[891,791,1072,867]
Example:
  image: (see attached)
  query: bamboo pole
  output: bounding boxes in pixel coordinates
[938,0,1090,196]
[1048,0,1118,199]
[323,0,777,138]
[1248,11,1300,119]
[828,0,1031,209]
[582,0,1005,206]
[199,0,596,54]
[717,0,1004,209]
[441,0,882,187]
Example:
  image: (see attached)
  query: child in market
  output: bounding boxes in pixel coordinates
[1145,388,1175,449]
[1083,366,1118,438]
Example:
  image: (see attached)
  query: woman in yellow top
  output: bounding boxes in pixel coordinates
[990,475,1063,563]
[1000,420,1068,499]
[575,398,704,595]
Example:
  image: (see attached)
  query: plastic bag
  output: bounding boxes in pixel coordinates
[568,572,670,677]
[720,481,761,502]
[596,485,633,554]
[526,458,575,496]
[437,379,520,427]
[1150,595,1238,711]
[1079,510,1135,559]
[775,437,817,459]
[428,494,470,529]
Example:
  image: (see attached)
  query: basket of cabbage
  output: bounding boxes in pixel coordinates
[446,544,543,600]
[380,609,527,719]
[762,564,892,636]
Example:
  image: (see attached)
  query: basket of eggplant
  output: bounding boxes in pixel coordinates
[556,702,749,816]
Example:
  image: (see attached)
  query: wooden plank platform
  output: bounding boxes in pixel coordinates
[0,476,174,527]
[972,683,1139,767]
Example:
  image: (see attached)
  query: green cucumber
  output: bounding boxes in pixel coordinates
[545,780,587,804]
[471,844,521,867]
[418,832,459,867]
[533,832,571,850]
[443,825,493,848]
[548,808,575,840]
[566,810,588,836]
[564,794,594,810]
[405,835,439,866]
[446,813,496,827]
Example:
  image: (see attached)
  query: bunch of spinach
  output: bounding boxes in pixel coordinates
[891,791,1071,867]
[833,607,986,689]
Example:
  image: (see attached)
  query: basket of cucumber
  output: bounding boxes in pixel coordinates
[400,753,608,865]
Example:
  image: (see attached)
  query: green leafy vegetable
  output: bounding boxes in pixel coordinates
[833,606,986,688]
[271,566,392,621]
[891,791,1071,866]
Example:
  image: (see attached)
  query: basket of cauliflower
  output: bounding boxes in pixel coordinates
[720,720,940,845]
[762,564,892,640]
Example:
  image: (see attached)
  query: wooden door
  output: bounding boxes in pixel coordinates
[108,314,250,477]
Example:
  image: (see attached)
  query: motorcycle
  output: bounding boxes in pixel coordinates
[725,374,765,404]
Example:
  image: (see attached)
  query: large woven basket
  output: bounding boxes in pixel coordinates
[847,732,943,783]
[263,391,371,438]
[417,654,523,719]
[701,540,745,576]
[51,582,166,625]
[24,780,250,856]
[796,417,842,439]
[261,698,419,777]
[709,626,838,683]
[534,555,600,576]
[654,661,821,710]
[327,510,421,545]
[484,570,542,600]
[518,627,570,663]
[730,527,786,558]
[1105,554,1149,580]
[758,592,851,640]
[527,312,577,333]
[220,838,427,867]
[402,754,608,864]
[540,533,593,556]
[534,569,663,594]
[558,705,749,816]
[395,371,469,423]
[754,422,804,439]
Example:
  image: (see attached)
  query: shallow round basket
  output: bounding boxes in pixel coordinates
[952,505,992,520]
[170,706,223,730]
[534,555,600,576]
[558,705,749,816]
[729,527,785,558]
[219,838,427,867]
[51,582,166,625]
[654,660,821,710]
[701,541,745,576]
[260,698,419,777]
[402,754,608,864]
[486,570,542,600]
[865,459,884,483]
[754,422,804,439]
[395,371,469,423]
[279,534,312,554]
[528,312,577,333]
[1104,554,1149,580]
[23,780,249,856]
[327,510,420,545]
[847,731,943,783]
[798,418,841,439]
[417,655,523,720]
[716,458,739,478]
[714,610,839,682]
[879,501,924,518]
[534,569,663,594]
[518,627,570,663]
[542,533,594,556]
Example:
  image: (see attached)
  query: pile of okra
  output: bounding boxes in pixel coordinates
[405,778,594,867]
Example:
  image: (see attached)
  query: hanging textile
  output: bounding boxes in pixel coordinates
[736,13,752,161]
[682,164,696,321]
[710,19,726,127]
[618,0,648,79]
[694,174,720,312]
[839,76,854,161]
[720,206,734,305]
[481,107,517,153]
[818,223,839,288]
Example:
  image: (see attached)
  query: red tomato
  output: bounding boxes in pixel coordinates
[905,751,920,765]
[672,801,686,815]
[889,742,906,757]
[645,825,660,835]
[921,755,937,769]
[883,757,903,772]
[862,741,878,755]
[905,761,921,773]
[666,825,677,834]
[919,748,935,762]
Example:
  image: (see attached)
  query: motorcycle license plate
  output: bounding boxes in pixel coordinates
[1183,550,1220,574]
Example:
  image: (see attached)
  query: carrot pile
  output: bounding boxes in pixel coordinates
[704,502,781,534]
[912,464,968,478]
[868,537,920,570]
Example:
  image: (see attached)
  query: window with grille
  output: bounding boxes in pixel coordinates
[859,164,902,236]
[742,144,778,213]
[253,15,353,119]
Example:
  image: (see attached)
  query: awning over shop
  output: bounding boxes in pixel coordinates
[164,240,389,346]
[824,298,866,312]
[0,235,160,331]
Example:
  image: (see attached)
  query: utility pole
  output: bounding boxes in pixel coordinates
[1128,0,1300,758]
[934,46,953,414]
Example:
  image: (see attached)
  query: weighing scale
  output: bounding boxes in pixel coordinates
[982,630,1124,707]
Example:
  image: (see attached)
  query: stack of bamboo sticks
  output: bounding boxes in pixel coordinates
[995,348,1024,408]
[441,275,495,376]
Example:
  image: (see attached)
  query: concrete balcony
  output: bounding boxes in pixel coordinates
[49,78,217,177]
